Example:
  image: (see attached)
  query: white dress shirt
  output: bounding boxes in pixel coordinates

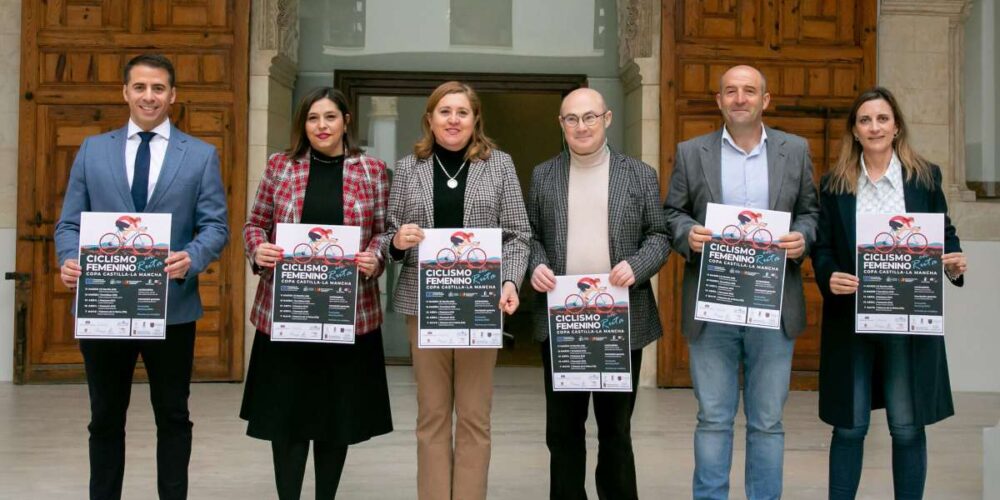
[125,118,171,201]
[856,151,905,214]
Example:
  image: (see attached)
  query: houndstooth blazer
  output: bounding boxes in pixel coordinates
[380,149,531,316]
[527,149,671,349]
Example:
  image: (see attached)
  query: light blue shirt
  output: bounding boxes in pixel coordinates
[720,126,769,208]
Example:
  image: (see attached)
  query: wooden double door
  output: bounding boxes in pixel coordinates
[13,1,249,383]
[657,0,878,388]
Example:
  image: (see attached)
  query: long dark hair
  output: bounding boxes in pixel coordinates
[287,87,363,159]
[827,86,934,194]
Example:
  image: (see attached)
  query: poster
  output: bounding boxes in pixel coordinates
[417,228,503,348]
[547,274,631,391]
[856,212,945,335]
[75,212,170,339]
[271,223,360,343]
[695,203,791,329]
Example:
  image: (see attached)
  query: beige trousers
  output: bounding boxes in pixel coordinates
[407,315,497,500]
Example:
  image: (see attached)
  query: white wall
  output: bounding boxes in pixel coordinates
[320,0,605,58]
[943,240,1000,392]
[295,0,626,159]
[0,230,13,382]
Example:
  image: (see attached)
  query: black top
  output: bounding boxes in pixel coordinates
[300,150,345,225]
[389,143,471,260]
[431,143,470,228]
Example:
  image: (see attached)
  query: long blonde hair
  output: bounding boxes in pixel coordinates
[414,81,496,161]
[826,87,934,194]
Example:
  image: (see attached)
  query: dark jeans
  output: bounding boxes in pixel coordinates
[79,322,196,500]
[829,337,926,500]
[541,340,643,500]
[271,440,349,500]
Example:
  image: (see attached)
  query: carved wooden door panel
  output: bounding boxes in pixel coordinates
[14,1,249,383]
[657,0,877,388]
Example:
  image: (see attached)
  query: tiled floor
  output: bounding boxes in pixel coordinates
[1,366,996,499]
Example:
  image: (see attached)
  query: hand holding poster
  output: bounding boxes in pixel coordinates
[547,274,631,391]
[75,212,170,339]
[856,213,945,335]
[418,228,503,348]
[271,223,361,343]
[695,203,791,329]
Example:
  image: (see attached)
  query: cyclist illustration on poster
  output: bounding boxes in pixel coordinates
[546,273,631,392]
[856,212,945,335]
[694,203,791,329]
[417,228,502,348]
[271,223,360,343]
[75,212,171,339]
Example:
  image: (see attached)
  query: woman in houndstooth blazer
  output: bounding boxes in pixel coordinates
[381,81,531,500]
[240,88,393,499]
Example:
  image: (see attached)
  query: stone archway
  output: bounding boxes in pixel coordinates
[244,0,301,366]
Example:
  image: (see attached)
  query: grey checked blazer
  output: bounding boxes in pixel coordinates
[527,150,670,350]
[380,150,531,316]
[664,126,820,340]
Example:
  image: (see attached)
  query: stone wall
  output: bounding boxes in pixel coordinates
[0,0,19,382]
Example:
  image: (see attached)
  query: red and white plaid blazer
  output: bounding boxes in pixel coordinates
[244,151,389,335]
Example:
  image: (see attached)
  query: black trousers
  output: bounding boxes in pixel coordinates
[79,322,196,500]
[541,340,643,500]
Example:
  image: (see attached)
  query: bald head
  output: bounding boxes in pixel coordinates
[559,88,612,155]
[716,65,770,132]
[560,87,607,115]
[719,65,767,95]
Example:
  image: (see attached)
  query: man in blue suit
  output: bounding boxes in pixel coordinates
[54,54,229,500]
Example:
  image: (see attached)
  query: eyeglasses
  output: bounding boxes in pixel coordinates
[560,110,609,128]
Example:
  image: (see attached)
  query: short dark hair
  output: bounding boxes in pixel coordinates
[123,54,175,88]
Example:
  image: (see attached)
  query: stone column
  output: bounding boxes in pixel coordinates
[618,0,660,387]
[246,0,299,367]
[0,0,20,382]
[367,96,399,168]
[988,421,1000,498]
[880,0,1000,240]
[366,96,399,307]
[879,0,976,201]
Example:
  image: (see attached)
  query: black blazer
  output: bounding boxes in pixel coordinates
[812,165,963,427]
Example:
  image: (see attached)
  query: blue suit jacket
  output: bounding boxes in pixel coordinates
[54,125,230,325]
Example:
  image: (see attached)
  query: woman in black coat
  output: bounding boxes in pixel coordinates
[812,87,968,500]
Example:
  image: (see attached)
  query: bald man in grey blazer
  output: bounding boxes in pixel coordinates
[528,88,670,500]
[664,65,819,500]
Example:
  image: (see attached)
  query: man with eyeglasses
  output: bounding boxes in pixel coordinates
[526,87,670,499]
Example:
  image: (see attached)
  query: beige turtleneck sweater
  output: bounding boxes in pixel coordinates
[565,142,611,275]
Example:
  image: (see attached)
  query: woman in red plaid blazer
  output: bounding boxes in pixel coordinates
[239,87,392,499]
